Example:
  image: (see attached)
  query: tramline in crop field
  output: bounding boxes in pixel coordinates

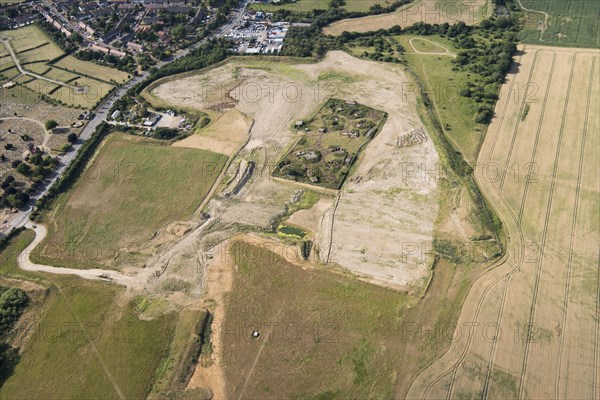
[407,44,599,400]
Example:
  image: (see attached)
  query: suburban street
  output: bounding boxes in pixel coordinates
[1,0,249,235]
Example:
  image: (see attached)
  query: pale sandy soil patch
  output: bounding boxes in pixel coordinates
[186,242,233,399]
[172,109,252,157]
[286,197,334,235]
[147,51,439,290]
[297,52,439,289]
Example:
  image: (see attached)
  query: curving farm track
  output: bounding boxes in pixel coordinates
[407,44,600,399]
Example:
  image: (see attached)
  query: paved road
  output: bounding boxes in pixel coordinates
[1,1,249,236]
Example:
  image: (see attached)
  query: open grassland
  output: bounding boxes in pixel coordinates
[0,230,177,400]
[408,45,600,399]
[518,0,599,48]
[54,56,131,84]
[221,240,486,398]
[250,0,385,12]
[394,34,486,163]
[324,0,490,35]
[0,25,62,61]
[34,133,227,270]
[0,25,129,108]
[51,77,114,109]
[42,66,80,82]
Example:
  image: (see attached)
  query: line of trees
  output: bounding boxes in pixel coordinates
[37,20,79,53]
[136,39,231,93]
[32,122,112,219]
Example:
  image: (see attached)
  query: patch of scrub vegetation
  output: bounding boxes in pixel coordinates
[0,231,177,400]
[33,133,227,270]
[277,223,307,238]
[0,284,29,385]
[317,71,356,83]
[273,98,387,189]
[287,189,321,214]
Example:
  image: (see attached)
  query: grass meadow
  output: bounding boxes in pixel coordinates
[34,133,227,270]
[0,230,177,400]
[394,34,487,163]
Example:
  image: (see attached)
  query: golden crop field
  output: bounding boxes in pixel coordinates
[324,0,491,36]
[408,44,600,399]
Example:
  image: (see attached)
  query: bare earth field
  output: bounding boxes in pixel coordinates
[147,52,440,290]
[408,44,600,399]
[324,0,490,36]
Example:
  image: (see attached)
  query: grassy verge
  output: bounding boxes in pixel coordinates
[151,308,209,397]
[0,230,177,400]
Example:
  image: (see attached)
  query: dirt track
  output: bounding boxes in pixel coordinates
[17,222,144,288]
[407,45,600,399]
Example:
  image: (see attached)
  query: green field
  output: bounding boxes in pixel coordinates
[250,0,387,12]
[0,230,177,400]
[55,56,131,84]
[222,241,411,399]
[393,35,488,163]
[410,37,449,53]
[273,98,386,189]
[518,0,599,47]
[0,25,130,108]
[222,239,492,398]
[43,66,80,82]
[34,133,228,269]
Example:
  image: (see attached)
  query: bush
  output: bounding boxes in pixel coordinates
[475,109,494,124]
[152,128,180,140]
[45,120,58,130]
